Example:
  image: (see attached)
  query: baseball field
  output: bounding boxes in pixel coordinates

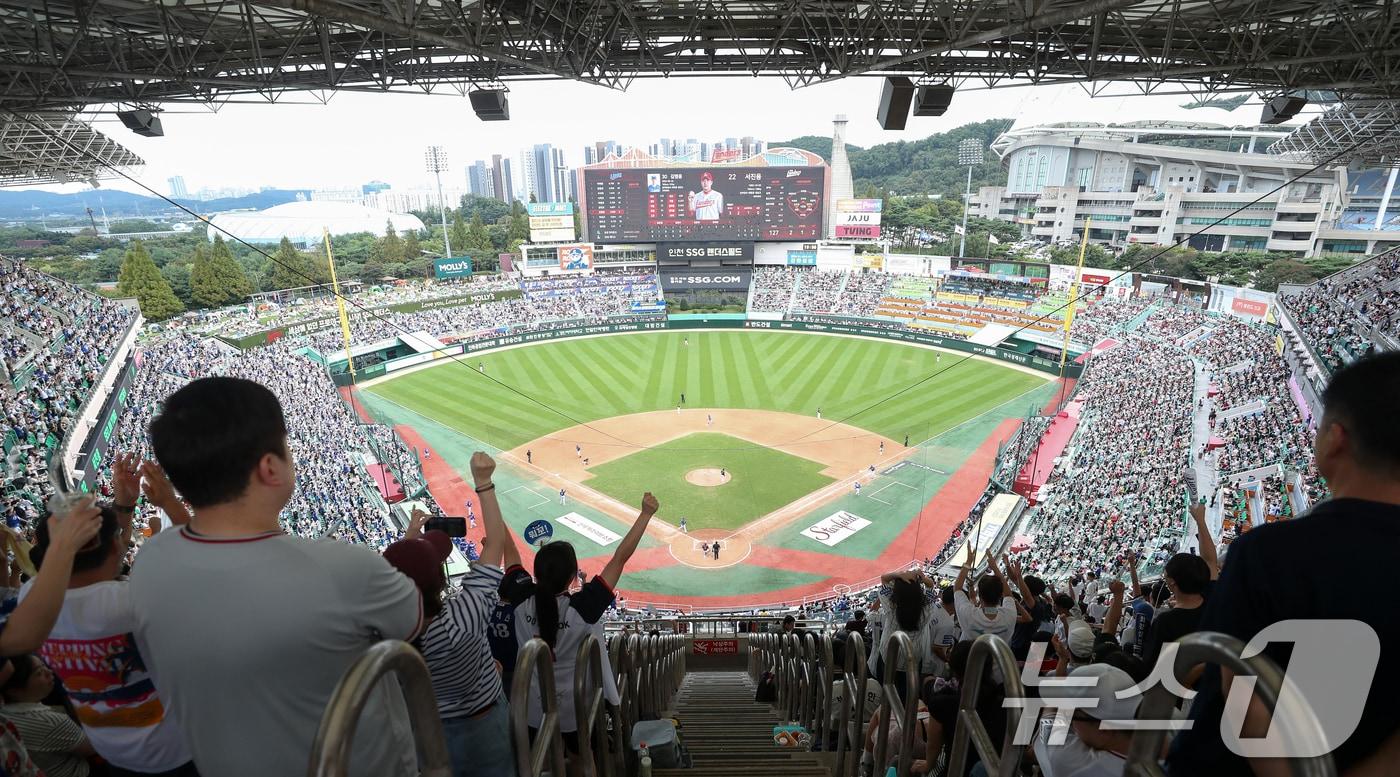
[357,330,1061,608]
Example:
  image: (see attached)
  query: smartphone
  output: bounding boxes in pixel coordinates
[425,516,468,537]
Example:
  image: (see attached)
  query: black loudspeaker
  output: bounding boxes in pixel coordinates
[469,89,510,121]
[1261,95,1306,125]
[913,84,955,117]
[876,77,916,130]
[116,110,163,137]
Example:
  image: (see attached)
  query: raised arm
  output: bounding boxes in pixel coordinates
[1102,579,1126,637]
[1190,503,1219,580]
[1126,551,1143,599]
[954,540,975,593]
[600,492,658,589]
[1005,554,1036,605]
[139,460,191,532]
[470,452,510,567]
[1,501,102,655]
[111,453,142,547]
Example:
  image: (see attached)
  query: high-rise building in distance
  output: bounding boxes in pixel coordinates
[168,176,188,199]
[467,161,494,198]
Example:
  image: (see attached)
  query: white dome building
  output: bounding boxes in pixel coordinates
[205,201,426,246]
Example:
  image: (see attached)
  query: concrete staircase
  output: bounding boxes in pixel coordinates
[654,671,831,777]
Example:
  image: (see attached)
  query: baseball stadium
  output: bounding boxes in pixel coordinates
[8,3,1400,771]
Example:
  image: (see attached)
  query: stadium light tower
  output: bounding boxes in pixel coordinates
[425,145,452,259]
[957,138,984,257]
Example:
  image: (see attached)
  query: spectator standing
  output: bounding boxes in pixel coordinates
[952,548,1025,643]
[1169,353,1400,777]
[27,454,196,777]
[502,492,658,759]
[383,452,518,777]
[130,377,422,777]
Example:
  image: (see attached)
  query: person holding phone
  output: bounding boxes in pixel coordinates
[384,452,518,777]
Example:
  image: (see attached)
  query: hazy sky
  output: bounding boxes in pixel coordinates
[55,78,1277,197]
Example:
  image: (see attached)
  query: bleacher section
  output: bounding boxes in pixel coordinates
[868,273,1061,339]
[1277,246,1400,374]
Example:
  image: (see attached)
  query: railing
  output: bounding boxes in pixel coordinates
[575,635,613,777]
[307,640,450,777]
[833,632,870,777]
[871,631,921,777]
[947,635,1029,777]
[511,639,568,777]
[1126,632,1336,777]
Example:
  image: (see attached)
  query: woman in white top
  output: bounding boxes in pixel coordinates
[502,493,658,768]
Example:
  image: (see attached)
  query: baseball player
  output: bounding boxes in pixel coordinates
[688,172,724,221]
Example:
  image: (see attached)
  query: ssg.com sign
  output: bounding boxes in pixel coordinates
[659,269,752,291]
[434,259,474,279]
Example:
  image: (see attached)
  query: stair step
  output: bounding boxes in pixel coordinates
[662,672,831,777]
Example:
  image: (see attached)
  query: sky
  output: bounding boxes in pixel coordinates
[51,77,1273,197]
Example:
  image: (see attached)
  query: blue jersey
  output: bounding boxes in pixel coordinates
[488,566,532,680]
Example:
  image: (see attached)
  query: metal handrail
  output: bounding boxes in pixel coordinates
[308,640,450,777]
[1125,631,1336,777]
[815,632,836,748]
[834,632,869,777]
[947,634,1028,777]
[511,639,568,777]
[575,634,614,777]
[871,631,920,777]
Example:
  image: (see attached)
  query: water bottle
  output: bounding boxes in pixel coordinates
[639,743,652,777]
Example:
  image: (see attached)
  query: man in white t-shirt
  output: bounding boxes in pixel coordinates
[923,588,959,677]
[28,454,196,777]
[688,172,725,221]
[952,550,1023,643]
[130,377,423,777]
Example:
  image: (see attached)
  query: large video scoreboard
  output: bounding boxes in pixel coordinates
[583,166,825,243]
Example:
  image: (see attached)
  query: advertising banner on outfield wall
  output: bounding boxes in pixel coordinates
[1232,297,1270,317]
[75,356,138,492]
[658,268,753,291]
[526,201,574,217]
[434,258,474,279]
[657,242,755,263]
[786,250,817,266]
[528,215,573,230]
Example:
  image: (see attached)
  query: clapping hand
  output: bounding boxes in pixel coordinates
[139,461,179,511]
[112,453,141,509]
[640,492,659,516]
[47,498,103,557]
[405,508,429,540]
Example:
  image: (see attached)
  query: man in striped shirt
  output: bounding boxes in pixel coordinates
[385,451,519,777]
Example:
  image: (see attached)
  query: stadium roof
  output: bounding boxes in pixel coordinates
[583,147,825,168]
[0,113,142,187]
[205,201,425,245]
[1268,99,1400,168]
[4,0,1400,177]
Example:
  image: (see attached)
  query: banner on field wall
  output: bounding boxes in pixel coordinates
[1232,297,1270,318]
[800,511,872,547]
[359,317,1084,384]
[786,250,817,266]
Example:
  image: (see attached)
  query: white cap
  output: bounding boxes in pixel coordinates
[1061,664,1141,722]
[1067,621,1097,660]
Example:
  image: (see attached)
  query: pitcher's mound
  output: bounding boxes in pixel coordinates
[685,468,731,487]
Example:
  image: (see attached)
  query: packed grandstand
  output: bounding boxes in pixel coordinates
[1,244,1396,776]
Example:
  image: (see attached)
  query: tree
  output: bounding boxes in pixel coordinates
[265,237,324,291]
[192,236,253,307]
[380,220,405,265]
[117,240,184,320]
[466,212,492,251]
[508,201,530,242]
[403,231,422,261]
[1256,258,1318,291]
[161,263,192,306]
[570,197,583,237]
[449,212,469,257]
[529,192,538,203]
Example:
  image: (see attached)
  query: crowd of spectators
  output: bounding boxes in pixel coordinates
[749,267,798,312]
[832,271,892,317]
[1280,249,1399,373]
[792,270,846,313]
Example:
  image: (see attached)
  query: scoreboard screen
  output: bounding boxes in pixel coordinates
[583,166,825,243]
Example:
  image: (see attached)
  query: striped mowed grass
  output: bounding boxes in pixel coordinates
[366,331,1046,450]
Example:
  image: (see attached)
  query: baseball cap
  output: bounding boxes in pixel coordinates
[383,530,453,594]
[1058,664,1141,722]
[1067,622,1097,661]
[700,171,714,181]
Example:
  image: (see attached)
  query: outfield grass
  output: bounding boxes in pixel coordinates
[583,433,832,531]
[367,331,1047,449]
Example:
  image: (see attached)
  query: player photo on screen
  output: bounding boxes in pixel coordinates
[688,172,724,221]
